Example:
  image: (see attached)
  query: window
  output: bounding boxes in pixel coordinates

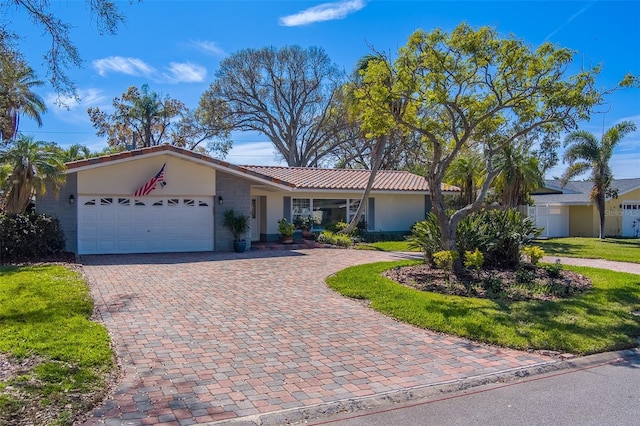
[292,198,365,230]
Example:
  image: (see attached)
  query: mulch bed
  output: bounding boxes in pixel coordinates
[383,263,592,301]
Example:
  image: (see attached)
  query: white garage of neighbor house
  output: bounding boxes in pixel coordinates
[529,179,640,238]
[37,145,459,255]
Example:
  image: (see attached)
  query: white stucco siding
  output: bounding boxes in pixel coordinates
[77,155,216,196]
[372,193,426,231]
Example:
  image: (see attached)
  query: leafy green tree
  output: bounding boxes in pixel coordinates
[560,120,637,239]
[0,48,46,142]
[0,135,65,214]
[205,45,353,166]
[87,85,231,155]
[354,23,600,268]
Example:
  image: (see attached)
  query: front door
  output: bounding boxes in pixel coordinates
[251,197,260,241]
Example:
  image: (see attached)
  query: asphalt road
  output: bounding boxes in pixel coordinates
[312,351,640,426]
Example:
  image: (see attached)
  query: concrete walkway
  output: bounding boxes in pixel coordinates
[79,250,558,426]
[542,256,640,275]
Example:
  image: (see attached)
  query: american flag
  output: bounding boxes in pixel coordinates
[133,163,166,196]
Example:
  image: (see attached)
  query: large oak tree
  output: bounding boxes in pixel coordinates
[354,23,600,263]
[205,45,354,166]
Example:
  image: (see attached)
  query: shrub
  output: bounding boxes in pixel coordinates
[317,230,352,247]
[456,213,490,259]
[0,213,65,262]
[478,209,540,268]
[433,250,458,273]
[515,267,536,284]
[523,245,545,265]
[544,259,564,278]
[407,213,442,264]
[464,248,484,276]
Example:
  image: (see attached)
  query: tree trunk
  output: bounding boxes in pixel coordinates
[341,135,386,235]
[597,194,606,239]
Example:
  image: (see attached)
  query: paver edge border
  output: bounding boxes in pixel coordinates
[204,348,639,426]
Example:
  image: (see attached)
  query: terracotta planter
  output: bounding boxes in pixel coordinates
[280,235,294,244]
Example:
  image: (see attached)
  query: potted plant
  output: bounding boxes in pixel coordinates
[278,218,296,244]
[223,209,250,253]
[294,216,314,239]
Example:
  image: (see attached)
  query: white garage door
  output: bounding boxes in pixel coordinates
[529,205,569,238]
[78,196,214,254]
[622,202,640,237]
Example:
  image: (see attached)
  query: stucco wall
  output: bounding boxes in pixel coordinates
[77,154,216,196]
[36,173,78,253]
[215,171,253,251]
[569,205,596,237]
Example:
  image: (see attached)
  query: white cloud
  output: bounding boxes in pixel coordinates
[225,141,284,166]
[45,88,108,124]
[164,62,207,83]
[192,40,226,57]
[279,0,366,27]
[92,56,155,77]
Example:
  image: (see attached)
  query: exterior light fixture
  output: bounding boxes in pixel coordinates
[218,196,223,205]
[69,194,75,205]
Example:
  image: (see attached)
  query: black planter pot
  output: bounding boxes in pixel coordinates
[233,240,247,253]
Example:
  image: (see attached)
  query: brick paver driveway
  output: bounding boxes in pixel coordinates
[81,249,553,425]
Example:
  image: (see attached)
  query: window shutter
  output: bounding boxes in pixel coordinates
[368,197,375,230]
[425,195,432,217]
[283,197,291,221]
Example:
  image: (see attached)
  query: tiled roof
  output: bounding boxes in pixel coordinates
[242,166,459,192]
[64,145,459,193]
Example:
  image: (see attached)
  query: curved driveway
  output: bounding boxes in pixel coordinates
[81,249,553,425]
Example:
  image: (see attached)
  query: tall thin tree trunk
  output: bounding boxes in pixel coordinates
[341,135,386,235]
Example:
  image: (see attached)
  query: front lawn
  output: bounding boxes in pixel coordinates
[0,265,114,425]
[356,241,415,252]
[536,237,640,264]
[327,260,640,355]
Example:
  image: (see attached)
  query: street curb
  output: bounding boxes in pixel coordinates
[201,348,639,426]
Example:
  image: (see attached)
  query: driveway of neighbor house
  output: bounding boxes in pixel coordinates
[81,250,556,425]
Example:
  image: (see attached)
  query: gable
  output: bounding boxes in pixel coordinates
[76,154,216,196]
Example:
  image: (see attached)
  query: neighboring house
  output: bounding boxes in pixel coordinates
[36,145,458,255]
[529,179,640,238]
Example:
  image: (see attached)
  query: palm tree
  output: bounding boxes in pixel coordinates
[561,121,637,239]
[445,152,485,206]
[0,59,46,142]
[0,135,66,214]
[493,142,544,208]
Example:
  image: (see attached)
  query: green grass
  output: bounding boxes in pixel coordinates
[536,237,640,264]
[327,260,640,355]
[0,265,113,425]
[356,241,416,252]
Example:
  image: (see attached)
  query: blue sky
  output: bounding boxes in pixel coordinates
[10,0,640,178]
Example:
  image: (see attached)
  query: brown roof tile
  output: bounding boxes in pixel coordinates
[242,166,458,192]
